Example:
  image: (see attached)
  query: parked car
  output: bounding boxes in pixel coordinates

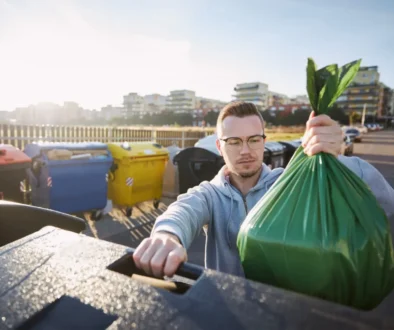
[365,123,383,131]
[344,128,362,142]
[354,125,368,134]
[341,135,354,156]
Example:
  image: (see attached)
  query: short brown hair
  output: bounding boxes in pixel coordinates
[216,101,264,134]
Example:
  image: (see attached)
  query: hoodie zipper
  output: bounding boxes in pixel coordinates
[226,180,249,214]
[243,196,248,214]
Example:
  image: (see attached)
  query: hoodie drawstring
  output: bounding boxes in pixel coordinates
[225,182,235,249]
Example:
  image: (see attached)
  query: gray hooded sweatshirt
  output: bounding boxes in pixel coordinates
[151,156,394,277]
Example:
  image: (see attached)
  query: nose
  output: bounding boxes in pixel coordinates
[240,141,251,154]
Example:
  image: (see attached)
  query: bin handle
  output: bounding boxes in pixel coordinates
[109,163,118,181]
[108,171,115,182]
[31,157,43,188]
[31,156,49,188]
[124,248,204,281]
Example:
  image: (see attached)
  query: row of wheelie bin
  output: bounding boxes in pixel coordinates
[0,142,169,219]
[169,137,302,194]
[0,138,301,217]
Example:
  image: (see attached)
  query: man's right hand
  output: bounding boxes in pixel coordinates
[133,232,187,278]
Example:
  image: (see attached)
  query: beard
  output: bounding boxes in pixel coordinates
[224,155,263,180]
[235,160,262,178]
[239,168,261,178]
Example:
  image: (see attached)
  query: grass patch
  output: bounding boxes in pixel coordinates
[266,133,304,141]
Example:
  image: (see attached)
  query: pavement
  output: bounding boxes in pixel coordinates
[82,129,394,267]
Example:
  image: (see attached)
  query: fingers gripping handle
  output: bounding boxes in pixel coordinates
[124,247,204,280]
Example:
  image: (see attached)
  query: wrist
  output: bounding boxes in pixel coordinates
[154,231,181,244]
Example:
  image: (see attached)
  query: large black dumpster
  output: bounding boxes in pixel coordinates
[0,218,393,329]
[0,200,86,247]
[173,147,225,194]
[264,142,286,169]
[0,144,31,203]
[263,147,270,165]
[279,139,302,167]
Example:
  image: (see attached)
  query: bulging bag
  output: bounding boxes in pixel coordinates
[237,58,394,310]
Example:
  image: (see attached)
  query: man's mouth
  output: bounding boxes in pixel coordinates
[238,159,255,164]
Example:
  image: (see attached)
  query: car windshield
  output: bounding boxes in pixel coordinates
[346,129,359,134]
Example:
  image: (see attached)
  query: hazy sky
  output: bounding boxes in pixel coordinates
[1,0,393,111]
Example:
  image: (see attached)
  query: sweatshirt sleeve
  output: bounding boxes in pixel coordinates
[339,155,394,220]
[355,157,394,220]
[151,183,213,250]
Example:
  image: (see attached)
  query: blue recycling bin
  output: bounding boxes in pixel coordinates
[24,143,113,218]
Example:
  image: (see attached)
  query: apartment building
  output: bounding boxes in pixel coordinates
[195,97,227,110]
[101,105,124,121]
[166,90,196,113]
[290,95,309,104]
[391,93,394,116]
[233,82,269,111]
[268,91,290,107]
[335,66,391,118]
[123,93,145,118]
[144,94,167,113]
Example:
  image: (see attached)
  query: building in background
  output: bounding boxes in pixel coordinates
[266,103,311,117]
[191,97,226,127]
[268,91,290,107]
[0,111,10,123]
[101,105,124,121]
[391,93,394,116]
[123,93,145,117]
[63,102,83,123]
[233,82,269,111]
[382,85,393,117]
[81,109,100,122]
[144,94,167,113]
[12,102,62,124]
[335,66,392,119]
[166,90,196,113]
[195,96,227,110]
[289,95,309,104]
[191,109,204,127]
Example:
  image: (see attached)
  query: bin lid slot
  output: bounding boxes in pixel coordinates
[108,142,169,159]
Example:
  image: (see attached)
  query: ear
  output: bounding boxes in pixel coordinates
[216,138,223,156]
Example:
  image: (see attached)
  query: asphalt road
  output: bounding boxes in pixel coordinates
[83,129,394,267]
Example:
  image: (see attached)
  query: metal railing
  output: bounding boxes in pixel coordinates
[0,124,305,151]
[0,124,216,150]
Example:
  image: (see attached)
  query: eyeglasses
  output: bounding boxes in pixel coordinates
[219,134,266,151]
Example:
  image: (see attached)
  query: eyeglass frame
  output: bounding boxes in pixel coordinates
[219,134,267,150]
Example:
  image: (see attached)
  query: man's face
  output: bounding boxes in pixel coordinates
[216,115,266,178]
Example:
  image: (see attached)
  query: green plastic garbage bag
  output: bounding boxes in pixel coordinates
[237,58,394,310]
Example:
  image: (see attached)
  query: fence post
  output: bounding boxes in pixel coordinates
[151,128,157,143]
[108,127,113,143]
[181,131,185,149]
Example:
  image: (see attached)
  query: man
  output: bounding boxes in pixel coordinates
[133,101,394,278]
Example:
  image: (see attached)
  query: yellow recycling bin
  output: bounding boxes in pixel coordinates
[107,142,169,217]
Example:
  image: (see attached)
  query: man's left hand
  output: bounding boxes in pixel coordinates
[302,111,343,158]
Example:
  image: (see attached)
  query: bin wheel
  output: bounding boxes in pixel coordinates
[153,200,160,209]
[91,210,102,221]
[125,207,133,218]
